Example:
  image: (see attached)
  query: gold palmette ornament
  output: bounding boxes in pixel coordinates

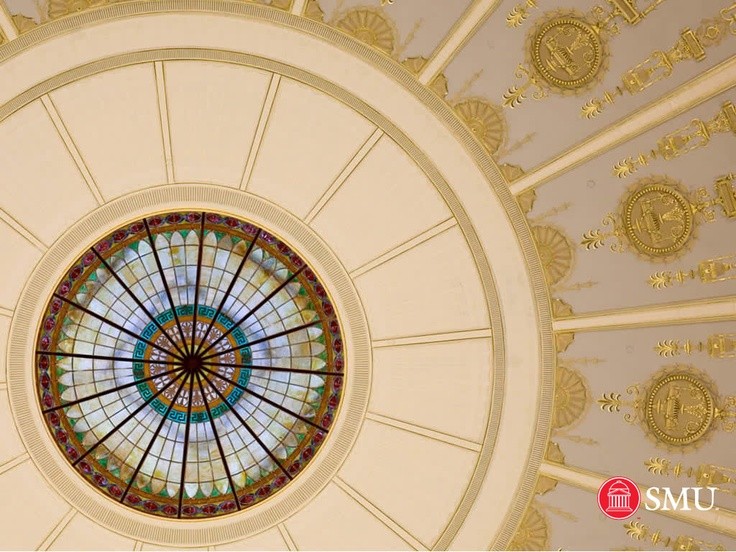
[655,334,736,359]
[614,101,736,178]
[649,254,736,289]
[503,0,671,108]
[47,0,109,20]
[581,174,736,262]
[335,7,398,56]
[624,521,725,551]
[506,0,541,28]
[531,225,574,287]
[598,365,736,450]
[453,98,508,156]
[646,456,736,497]
[552,366,590,431]
[508,505,549,551]
[583,3,736,119]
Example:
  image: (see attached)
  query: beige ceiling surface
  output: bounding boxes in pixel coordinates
[0,0,732,550]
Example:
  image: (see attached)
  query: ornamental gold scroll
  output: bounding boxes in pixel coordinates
[614,101,736,178]
[503,0,671,107]
[598,365,736,449]
[649,253,736,289]
[625,521,725,551]
[656,334,736,359]
[583,2,736,118]
[646,456,736,497]
[581,174,736,261]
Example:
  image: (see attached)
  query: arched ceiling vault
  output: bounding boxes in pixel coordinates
[0,0,733,550]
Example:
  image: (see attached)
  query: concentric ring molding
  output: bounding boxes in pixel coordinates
[0,7,554,549]
[9,187,371,545]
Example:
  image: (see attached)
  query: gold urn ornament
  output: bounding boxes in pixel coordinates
[582,174,736,262]
[598,365,736,450]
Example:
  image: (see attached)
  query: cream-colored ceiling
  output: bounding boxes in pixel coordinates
[0,0,733,550]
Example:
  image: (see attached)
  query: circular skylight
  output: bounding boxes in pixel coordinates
[36,212,344,519]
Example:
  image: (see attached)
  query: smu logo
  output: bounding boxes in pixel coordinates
[597,477,717,519]
[645,486,718,511]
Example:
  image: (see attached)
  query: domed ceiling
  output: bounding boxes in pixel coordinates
[0,0,733,550]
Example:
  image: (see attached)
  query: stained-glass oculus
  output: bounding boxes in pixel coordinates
[36,212,344,518]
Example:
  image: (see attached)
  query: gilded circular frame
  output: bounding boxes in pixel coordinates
[0,5,555,548]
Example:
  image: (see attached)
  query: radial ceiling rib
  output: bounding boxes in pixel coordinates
[143,217,189,355]
[91,246,186,357]
[120,373,189,505]
[198,266,306,357]
[365,412,482,452]
[177,372,195,518]
[36,351,180,366]
[154,62,175,183]
[304,128,383,224]
[200,365,329,433]
[193,227,261,355]
[40,96,104,205]
[277,523,298,551]
[0,2,17,40]
[37,508,76,552]
[510,56,736,195]
[350,217,456,279]
[0,453,29,477]
[52,292,185,360]
[200,319,320,360]
[539,461,736,539]
[72,371,186,467]
[417,0,502,86]
[42,367,180,412]
[0,207,47,252]
[202,359,343,377]
[553,296,736,333]
[194,371,241,510]
[240,74,281,190]
[372,328,492,348]
[190,213,206,350]
[289,0,307,15]
[333,476,425,550]
[199,370,294,482]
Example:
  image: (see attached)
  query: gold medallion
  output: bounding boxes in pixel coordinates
[645,373,715,446]
[622,181,694,257]
[530,16,603,91]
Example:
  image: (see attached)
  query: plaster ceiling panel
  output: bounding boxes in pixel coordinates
[0,100,97,245]
[164,61,272,188]
[353,226,489,340]
[537,481,736,550]
[338,418,477,547]
[285,482,412,550]
[369,338,492,443]
[48,514,136,551]
[0,461,69,550]
[443,0,735,172]
[527,89,736,314]
[49,64,167,200]
[0,317,8,383]
[0,218,42,310]
[0,393,24,465]
[555,320,736,512]
[247,77,376,218]
[310,136,451,271]
[314,0,474,63]
[214,528,288,551]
